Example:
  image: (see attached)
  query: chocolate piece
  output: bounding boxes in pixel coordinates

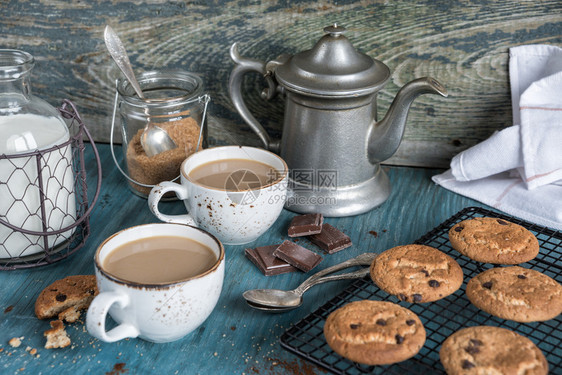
[412,294,422,303]
[428,279,440,288]
[421,269,430,277]
[350,323,360,329]
[287,214,323,237]
[406,319,416,326]
[308,223,352,254]
[464,345,480,355]
[398,293,408,301]
[395,334,404,344]
[518,274,527,279]
[245,246,297,276]
[482,281,493,289]
[273,240,323,272]
[462,360,475,369]
[376,319,386,326]
[454,226,463,232]
[469,339,483,346]
[497,219,508,225]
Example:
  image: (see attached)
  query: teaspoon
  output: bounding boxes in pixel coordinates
[243,252,376,312]
[104,25,177,157]
[244,267,371,312]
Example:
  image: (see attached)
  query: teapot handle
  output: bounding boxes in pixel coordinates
[228,43,280,152]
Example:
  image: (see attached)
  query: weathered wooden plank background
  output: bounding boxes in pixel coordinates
[1,0,560,167]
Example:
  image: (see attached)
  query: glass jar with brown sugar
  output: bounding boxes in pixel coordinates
[111,69,209,198]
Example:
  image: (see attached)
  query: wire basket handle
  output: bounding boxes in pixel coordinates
[59,99,102,226]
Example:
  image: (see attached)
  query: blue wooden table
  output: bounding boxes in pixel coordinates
[0,143,488,374]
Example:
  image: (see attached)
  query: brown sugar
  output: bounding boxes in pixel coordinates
[125,116,202,196]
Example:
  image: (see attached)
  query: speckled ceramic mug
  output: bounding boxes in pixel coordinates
[148,146,288,245]
[86,223,225,343]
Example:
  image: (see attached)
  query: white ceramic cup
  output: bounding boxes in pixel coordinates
[148,146,288,245]
[86,223,225,343]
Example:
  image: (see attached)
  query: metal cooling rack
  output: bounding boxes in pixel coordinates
[280,206,562,374]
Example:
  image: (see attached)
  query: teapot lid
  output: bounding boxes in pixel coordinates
[274,24,390,97]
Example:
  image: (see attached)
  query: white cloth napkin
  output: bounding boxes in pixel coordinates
[432,45,562,231]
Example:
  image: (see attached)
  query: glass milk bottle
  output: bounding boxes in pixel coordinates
[0,49,75,258]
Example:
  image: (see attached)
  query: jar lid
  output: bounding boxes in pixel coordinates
[274,24,390,97]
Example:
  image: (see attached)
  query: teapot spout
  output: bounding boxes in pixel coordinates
[368,77,447,164]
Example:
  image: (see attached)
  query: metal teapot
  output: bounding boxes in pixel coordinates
[229,24,447,217]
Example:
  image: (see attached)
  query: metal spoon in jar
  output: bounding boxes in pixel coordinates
[104,25,177,157]
[243,252,377,312]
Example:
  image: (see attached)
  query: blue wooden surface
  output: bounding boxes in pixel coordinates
[0,143,486,374]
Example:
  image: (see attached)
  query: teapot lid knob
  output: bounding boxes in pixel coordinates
[323,24,346,36]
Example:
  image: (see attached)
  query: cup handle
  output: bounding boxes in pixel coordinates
[86,291,139,343]
[148,181,196,226]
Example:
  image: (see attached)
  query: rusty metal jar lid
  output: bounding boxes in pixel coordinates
[274,24,391,98]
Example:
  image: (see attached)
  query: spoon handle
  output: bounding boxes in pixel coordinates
[104,25,145,99]
[296,267,370,295]
[306,252,376,283]
[294,252,376,294]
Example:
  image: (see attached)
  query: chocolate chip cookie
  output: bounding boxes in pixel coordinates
[448,217,539,264]
[466,266,562,322]
[35,275,98,323]
[323,300,426,365]
[370,244,463,303]
[440,326,548,375]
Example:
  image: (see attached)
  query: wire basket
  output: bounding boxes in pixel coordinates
[0,100,101,270]
[280,206,562,374]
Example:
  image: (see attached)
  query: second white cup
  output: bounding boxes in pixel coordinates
[148,146,288,245]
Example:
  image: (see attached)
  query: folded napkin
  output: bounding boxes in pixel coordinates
[433,45,562,231]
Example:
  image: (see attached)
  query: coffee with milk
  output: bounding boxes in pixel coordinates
[103,236,217,284]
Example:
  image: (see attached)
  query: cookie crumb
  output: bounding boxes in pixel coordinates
[8,337,21,348]
[44,320,71,349]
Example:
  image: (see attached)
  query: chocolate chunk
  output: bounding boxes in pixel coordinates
[395,334,404,344]
[287,214,323,237]
[482,281,493,289]
[56,294,67,302]
[497,219,509,225]
[412,294,422,303]
[454,226,463,232]
[462,360,475,369]
[350,323,360,329]
[376,319,386,326]
[308,223,352,254]
[518,274,527,279]
[406,319,416,326]
[244,246,297,276]
[428,279,440,288]
[272,240,323,272]
[469,339,483,346]
[398,293,408,302]
[464,345,480,355]
[421,269,430,277]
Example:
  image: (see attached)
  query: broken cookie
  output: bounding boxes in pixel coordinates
[35,275,98,323]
